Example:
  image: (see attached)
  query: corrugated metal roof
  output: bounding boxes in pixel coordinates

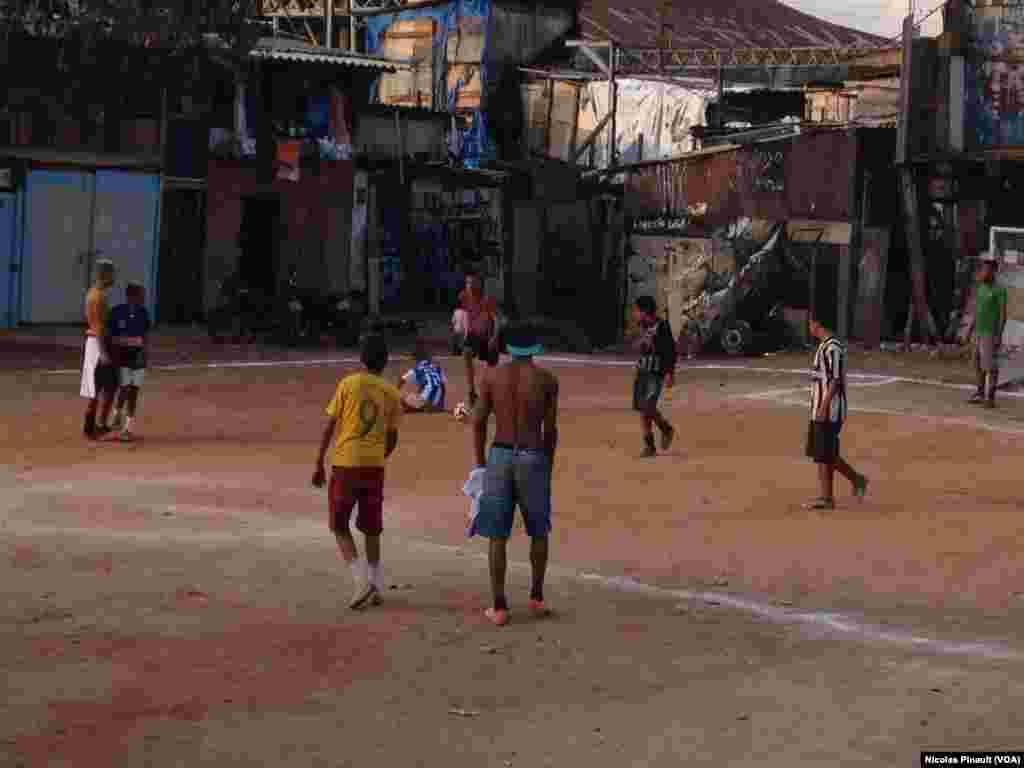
[0,148,161,170]
[579,0,888,50]
[250,38,413,70]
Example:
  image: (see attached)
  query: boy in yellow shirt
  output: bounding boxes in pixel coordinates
[313,334,402,609]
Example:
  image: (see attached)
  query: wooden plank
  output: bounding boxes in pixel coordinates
[447,64,481,111]
[380,19,434,108]
[446,16,486,64]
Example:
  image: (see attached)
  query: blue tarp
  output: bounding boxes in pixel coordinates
[305,93,331,140]
[365,0,496,167]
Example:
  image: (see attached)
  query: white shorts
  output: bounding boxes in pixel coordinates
[80,337,100,399]
[120,368,146,388]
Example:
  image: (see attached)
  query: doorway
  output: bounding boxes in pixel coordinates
[239,196,282,299]
[157,188,206,324]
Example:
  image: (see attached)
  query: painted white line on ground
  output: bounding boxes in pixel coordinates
[4,475,1020,662]
[5,518,1020,661]
[572,573,1021,662]
[690,364,1024,399]
[41,356,365,375]
[765,396,1024,436]
[40,354,1024,399]
[742,377,902,401]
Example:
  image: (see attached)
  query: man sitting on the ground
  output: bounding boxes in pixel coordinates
[399,339,448,413]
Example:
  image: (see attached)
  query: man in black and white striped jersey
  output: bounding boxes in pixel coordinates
[804,313,869,511]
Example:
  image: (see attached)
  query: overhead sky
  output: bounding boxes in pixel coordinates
[782,0,944,41]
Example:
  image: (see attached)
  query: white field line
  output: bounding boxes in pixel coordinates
[3,506,1020,663]
[742,377,902,401]
[37,355,1024,399]
[765,396,1024,435]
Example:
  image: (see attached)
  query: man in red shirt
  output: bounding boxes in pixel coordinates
[457,272,499,407]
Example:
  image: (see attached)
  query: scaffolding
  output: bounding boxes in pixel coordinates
[523,39,892,169]
[614,45,886,75]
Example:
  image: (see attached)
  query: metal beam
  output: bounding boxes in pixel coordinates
[577,43,611,76]
[565,41,889,75]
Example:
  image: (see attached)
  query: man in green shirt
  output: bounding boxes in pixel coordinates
[970,253,1008,408]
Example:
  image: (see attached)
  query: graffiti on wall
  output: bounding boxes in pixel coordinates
[968,8,1024,147]
[751,143,786,194]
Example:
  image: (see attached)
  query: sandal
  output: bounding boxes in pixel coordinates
[853,475,869,502]
[802,497,835,511]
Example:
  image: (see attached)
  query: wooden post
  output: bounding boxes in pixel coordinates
[900,167,939,347]
[896,14,938,349]
[717,64,725,129]
[839,129,860,340]
[325,0,334,49]
[350,0,357,51]
[569,82,580,163]
[159,87,168,167]
[394,110,404,186]
[254,62,275,185]
[544,79,554,157]
[609,43,618,168]
[810,242,818,340]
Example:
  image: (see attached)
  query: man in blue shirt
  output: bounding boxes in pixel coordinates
[109,282,151,441]
[398,339,448,413]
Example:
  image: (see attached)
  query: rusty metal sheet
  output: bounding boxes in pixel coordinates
[733,130,854,221]
[625,149,739,228]
[785,130,854,220]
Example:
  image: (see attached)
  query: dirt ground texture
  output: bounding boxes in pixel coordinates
[2,340,1024,766]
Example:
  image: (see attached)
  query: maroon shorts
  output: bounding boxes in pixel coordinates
[329,466,385,536]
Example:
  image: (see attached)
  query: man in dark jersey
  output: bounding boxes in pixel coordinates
[632,296,676,458]
[109,282,150,441]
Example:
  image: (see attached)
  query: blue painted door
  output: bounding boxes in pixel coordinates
[0,192,15,328]
[92,171,161,317]
[24,170,96,323]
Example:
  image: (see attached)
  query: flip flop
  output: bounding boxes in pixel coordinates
[853,476,869,502]
[802,497,835,511]
[484,608,509,626]
[529,599,550,618]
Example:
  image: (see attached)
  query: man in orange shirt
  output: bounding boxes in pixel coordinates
[81,259,119,440]
[313,334,403,609]
[457,272,499,407]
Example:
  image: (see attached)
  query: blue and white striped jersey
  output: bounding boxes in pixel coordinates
[403,360,447,408]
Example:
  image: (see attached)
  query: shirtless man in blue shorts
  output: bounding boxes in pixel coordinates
[471,324,559,626]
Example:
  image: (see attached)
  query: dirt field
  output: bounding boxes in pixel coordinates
[2,342,1024,767]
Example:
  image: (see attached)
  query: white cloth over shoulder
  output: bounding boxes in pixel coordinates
[462,467,487,538]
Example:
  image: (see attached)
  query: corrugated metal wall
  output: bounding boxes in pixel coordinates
[624,131,856,225]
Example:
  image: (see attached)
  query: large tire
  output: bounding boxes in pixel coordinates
[721,320,753,356]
